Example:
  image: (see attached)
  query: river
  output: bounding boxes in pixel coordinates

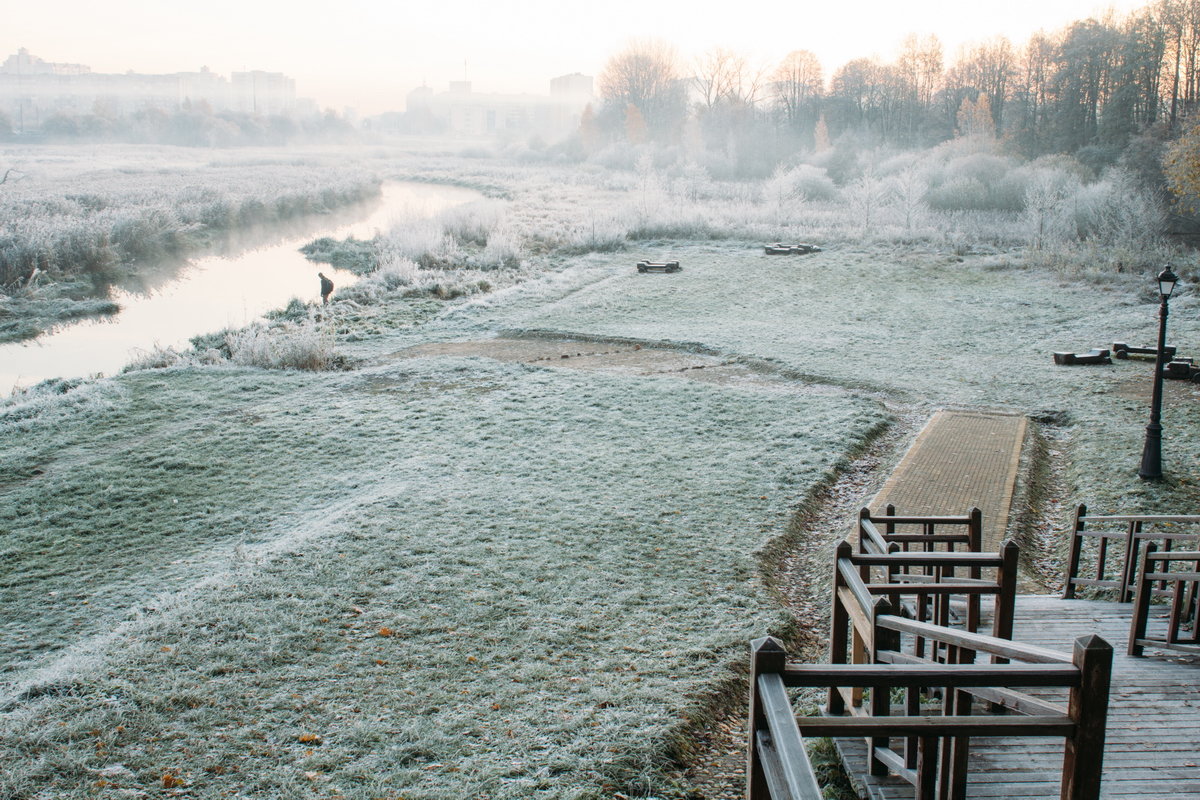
[0,181,482,396]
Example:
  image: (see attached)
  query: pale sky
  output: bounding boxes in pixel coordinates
[5,0,1152,115]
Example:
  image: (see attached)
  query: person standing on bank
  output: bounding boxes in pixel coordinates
[319,272,334,305]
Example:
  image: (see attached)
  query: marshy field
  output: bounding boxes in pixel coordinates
[1,142,1199,799]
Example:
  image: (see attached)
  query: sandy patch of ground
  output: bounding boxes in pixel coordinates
[396,335,854,397]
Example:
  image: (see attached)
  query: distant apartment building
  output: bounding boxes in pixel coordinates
[0,48,297,132]
[404,73,594,140]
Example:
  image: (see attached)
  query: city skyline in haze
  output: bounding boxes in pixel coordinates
[6,0,1152,115]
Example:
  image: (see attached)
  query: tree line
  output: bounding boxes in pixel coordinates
[587,0,1200,183]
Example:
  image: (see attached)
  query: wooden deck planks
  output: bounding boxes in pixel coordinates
[835,595,1200,799]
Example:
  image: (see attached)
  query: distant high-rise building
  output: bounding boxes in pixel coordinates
[0,48,302,133]
[550,73,593,98]
[405,74,594,140]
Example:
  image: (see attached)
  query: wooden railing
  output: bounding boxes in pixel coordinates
[1062,504,1200,601]
[764,537,1110,800]
[1128,544,1200,657]
[832,539,1019,669]
[860,506,982,555]
[748,631,1113,800]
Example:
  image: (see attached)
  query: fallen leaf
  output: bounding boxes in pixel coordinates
[377,627,394,637]
[298,733,322,744]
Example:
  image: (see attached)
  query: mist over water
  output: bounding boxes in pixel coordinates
[0,181,482,395]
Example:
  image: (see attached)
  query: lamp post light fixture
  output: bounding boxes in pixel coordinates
[1138,266,1180,481]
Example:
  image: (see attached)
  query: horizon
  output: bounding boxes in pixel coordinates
[7,0,1152,116]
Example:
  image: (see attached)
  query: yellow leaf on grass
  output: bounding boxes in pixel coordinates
[298,733,323,744]
[377,627,394,637]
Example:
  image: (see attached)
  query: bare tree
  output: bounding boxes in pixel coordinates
[772,50,824,147]
[598,40,688,141]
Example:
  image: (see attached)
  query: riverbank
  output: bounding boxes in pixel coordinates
[0,145,383,343]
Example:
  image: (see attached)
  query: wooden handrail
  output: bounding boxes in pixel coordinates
[1074,514,1200,523]
[756,673,823,799]
[778,663,1081,688]
[877,614,1074,664]
[851,552,1006,567]
[750,633,1111,800]
[1128,543,1200,657]
[1063,503,1200,600]
[749,639,823,800]
[796,715,1074,738]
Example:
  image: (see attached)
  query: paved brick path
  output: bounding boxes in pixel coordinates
[872,410,1028,549]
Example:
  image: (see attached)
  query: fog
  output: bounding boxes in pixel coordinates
[5,0,1149,115]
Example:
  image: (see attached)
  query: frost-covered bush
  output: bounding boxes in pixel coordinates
[480,227,521,267]
[1022,166,1083,250]
[763,164,839,208]
[122,344,190,372]
[887,168,931,232]
[439,199,504,247]
[1071,168,1165,249]
[227,314,337,371]
[673,161,715,202]
[843,174,889,232]
[925,153,1025,212]
[382,220,449,266]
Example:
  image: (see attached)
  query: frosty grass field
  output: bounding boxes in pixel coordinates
[1,148,1199,799]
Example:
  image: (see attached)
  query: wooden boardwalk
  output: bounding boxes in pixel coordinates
[836,595,1200,799]
[872,411,1027,550]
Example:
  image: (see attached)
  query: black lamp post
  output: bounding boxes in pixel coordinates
[1138,266,1180,481]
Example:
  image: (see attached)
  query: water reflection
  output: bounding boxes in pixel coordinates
[1,181,482,395]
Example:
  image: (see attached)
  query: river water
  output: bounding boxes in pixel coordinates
[1,181,482,395]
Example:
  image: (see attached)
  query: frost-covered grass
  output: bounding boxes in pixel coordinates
[446,240,1200,515]
[2,151,1198,799]
[0,360,886,798]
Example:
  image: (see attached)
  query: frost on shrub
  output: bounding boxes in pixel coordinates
[1022,167,1080,249]
[1071,168,1165,250]
[227,314,337,371]
[378,198,518,270]
[673,161,714,202]
[925,153,1023,212]
[843,174,889,232]
[886,168,930,232]
[122,344,190,373]
[480,227,520,268]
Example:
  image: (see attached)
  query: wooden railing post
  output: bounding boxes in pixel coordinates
[1119,519,1144,603]
[748,636,788,800]
[1063,504,1087,599]
[1128,543,1157,657]
[968,507,983,553]
[1061,634,1112,800]
[829,541,852,715]
[868,598,898,777]
[991,541,1019,664]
